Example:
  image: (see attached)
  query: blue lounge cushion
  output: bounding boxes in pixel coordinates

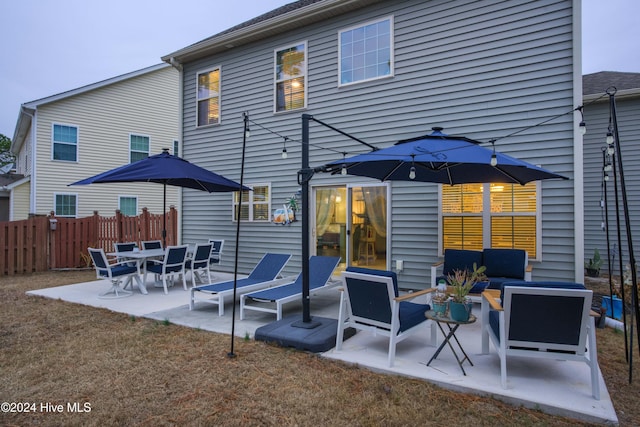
[491,281,588,344]
[346,266,399,297]
[398,301,430,332]
[483,249,526,279]
[469,281,490,294]
[499,281,585,304]
[442,249,483,276]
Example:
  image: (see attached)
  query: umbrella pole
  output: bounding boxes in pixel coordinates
[162,183,167,247]
[289,114,320,328]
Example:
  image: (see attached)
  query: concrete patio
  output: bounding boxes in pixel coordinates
[27,272,618,425]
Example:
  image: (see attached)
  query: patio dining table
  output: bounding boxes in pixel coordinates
[107,248,167,295]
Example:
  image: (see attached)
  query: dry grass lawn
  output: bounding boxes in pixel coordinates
[0,270,638,426]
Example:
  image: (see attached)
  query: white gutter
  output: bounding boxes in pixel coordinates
[573,0,584,283]
[169,57,184,244]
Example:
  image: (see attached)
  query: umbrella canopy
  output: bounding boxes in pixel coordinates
[325,128,567,185]
[71,150,249,192]
[70,149,249,245]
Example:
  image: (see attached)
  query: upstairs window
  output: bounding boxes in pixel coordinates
[339,17,393,86]
[197,67,221,126]
[130,134,149,163]
[52,124,78,161]
[275,42,306,112]
[233,184,270,222]
[441,182,539,259]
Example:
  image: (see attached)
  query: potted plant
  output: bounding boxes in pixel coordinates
[585,248,602,277]
[447,263,487,322]
[431,280,449,317]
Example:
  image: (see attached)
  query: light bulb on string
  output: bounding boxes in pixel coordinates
[245,126,251,138]
[341,164,347,175]
[606,131,614,145]
[604,163,612,172]
[281,137,288,159]
[490,140,498,167]
[408,155,416,179]
[579,121,587,135]
[281,148,288,159]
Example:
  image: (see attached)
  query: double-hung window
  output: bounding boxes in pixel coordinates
[55,193,77,217]
[52,124,78,161]
[233,184,270,222]
[339,16,393,86]
[275,42,306,112]
[441,182,540,259]
[197,67,221,126]
[130,134,149,163]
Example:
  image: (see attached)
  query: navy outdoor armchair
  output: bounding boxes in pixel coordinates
[481,281,600,399]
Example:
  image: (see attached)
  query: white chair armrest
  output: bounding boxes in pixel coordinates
[524,264,533,281]
[430,260,444,288]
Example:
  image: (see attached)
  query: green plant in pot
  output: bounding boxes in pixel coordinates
[585,248,602,277]
[447,263,487,322]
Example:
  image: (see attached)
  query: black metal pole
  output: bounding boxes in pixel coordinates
[609,90,640,382]
[229,112,249,357]
[293,113,318,327]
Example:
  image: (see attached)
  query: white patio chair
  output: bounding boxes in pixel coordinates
[144,245,189,294]
[88,247,139,298]
[185,243,213,288]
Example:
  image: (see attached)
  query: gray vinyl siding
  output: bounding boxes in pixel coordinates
[179,0,578,283]
[583,95,640,275]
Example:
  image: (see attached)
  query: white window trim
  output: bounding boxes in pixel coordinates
[273,41,308,113]
[196,65,222,128]
[129,133,150,163]
[54,192,78,218]
[119,195,138,216]
[338,15,394,87]
[438,181,542,260]
[51,122,79,162]
[232,183,271,222]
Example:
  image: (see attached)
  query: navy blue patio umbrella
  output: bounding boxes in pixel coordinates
[325,127,567,185]
[70,149,250,245]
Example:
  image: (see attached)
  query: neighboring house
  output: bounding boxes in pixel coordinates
[0,172,26,221]
[583,71,640,273]
[9,64,180,221]
[163,0,583,287]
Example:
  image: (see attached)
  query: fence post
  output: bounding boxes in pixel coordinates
[141,207,150,243]
[169,205,177,246]
[115,210,123,244]
[48,211,56,269]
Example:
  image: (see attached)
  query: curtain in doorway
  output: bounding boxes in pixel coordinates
[362,187,386,237]
[316,188,336,236]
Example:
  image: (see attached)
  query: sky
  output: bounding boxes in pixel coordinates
[1,0,639,139]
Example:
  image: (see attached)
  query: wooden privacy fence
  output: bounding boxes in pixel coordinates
[0,207,177,276]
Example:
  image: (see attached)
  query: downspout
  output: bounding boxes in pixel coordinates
[20,106,38,216]
[169,57,184,244]
[572,0,585,283]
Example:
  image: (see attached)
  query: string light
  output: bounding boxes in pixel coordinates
[341,153,347,175]
[577,105,587,135]
[490,140,498,167]
[281,137,288,159]
[245,125,251,138]
[409,155,416,179]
